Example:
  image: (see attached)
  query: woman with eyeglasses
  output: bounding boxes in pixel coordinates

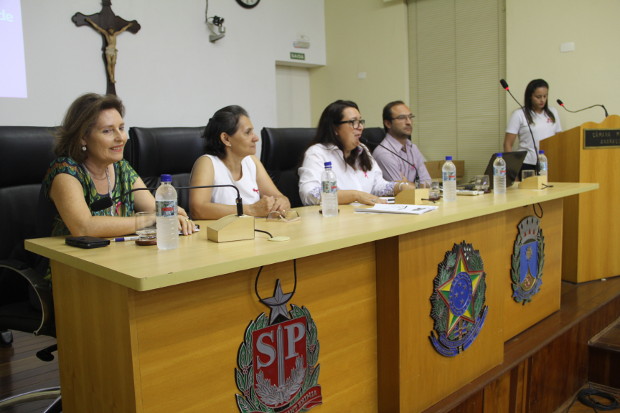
[298,100,414,206]
[189,105,290,219]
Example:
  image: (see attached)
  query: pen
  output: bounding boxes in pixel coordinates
[113,236,139,242]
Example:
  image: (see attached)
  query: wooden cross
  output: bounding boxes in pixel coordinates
[72,0,140,95]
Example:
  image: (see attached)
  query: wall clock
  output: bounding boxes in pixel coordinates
[236,0,260,9]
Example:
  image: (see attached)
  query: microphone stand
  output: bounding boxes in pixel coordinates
[91,184,244,216]
[175,184,254,242]
[90,183,253,242]
[500,79,540,174]
[361,137,418,183]
[90,187,155,212]
[176,185,243,217]
[556,99,608,119]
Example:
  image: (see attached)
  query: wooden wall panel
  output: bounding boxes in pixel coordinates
[508,361,528,413]
[53,245,379,413]
[421,278,620,413]
[502,199,563,341]
[542,115,620,282]
[482,373,511,413]
[130,245,379,413]
[589,317,620,388]
[376,236,401,412]
[378,213,505,412]
[51,262,141,413]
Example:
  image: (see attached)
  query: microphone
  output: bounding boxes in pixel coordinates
[90,187,153,212]
[556,98,608,118]
[499,79,539,172]
[90,184,244,216]
[360,137,418,182]
[177,186,244,216]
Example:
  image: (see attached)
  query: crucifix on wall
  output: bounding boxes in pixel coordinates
[72,0,140,95]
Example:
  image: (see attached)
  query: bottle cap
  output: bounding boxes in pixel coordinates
[324,161,332,168]
[160,174,172,182]
[496,152,503,157]
[539,150,545,154]
[445,156,452,161]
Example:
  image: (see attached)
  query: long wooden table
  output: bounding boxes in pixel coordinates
[25,182,597,412]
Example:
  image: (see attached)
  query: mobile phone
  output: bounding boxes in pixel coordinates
[65,236,110,249]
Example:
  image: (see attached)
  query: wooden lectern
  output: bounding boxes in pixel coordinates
[541,115,620,283]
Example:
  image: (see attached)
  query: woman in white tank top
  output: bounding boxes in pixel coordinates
[190,105,290,219]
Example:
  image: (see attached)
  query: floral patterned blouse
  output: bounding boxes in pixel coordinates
[41,157,139,236]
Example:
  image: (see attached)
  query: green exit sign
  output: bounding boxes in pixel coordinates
[290,52,306,61]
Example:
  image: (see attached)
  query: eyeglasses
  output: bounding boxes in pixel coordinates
[266,210,301,222]
[335,119,366,129]
[391,114,415,121]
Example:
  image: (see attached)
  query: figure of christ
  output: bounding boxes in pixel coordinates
[85,17,133,84]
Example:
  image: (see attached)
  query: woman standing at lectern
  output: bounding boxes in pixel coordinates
[503,78,563,172]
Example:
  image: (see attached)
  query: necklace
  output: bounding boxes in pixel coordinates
[105,168,114,216]
[83,164,114,216]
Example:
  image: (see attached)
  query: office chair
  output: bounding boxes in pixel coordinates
[260,127,316,208]
[361,127,386,153]
[0,126,61,412]
[126,126,206,213]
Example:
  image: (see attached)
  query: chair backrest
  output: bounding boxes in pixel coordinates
[127,127,206,213]
[0,127,56,335]
[0,127,56,262]
[361,127,386,153]
[260,127,316,208]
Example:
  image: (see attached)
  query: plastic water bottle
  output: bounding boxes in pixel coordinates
[442,156,457,202]
[538,150,548,176]
[156,174,179,250]
[321,162,338,217]
[493,153,507,194]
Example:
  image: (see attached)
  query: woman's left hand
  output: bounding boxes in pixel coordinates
[177,207,196,235]
[177,215,196,235]
[356,191,387,205]
[394,180,415,195]
[270,196,291,214]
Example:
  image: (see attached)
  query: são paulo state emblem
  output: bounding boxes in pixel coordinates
[510,216,545,304]
[429,241,488,357]
[235,279,322,413]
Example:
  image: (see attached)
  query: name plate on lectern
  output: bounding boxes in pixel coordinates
[584,129,620,148]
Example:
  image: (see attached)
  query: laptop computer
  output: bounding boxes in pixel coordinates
[484,151,527,189]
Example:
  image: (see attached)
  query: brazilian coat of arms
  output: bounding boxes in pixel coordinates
[510,216,545,304]
[235,279,322,413]
[429,241,488,357]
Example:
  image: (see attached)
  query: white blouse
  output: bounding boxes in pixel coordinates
[298,143,395,206]
[201,154,261,205]
[506,107,562,165]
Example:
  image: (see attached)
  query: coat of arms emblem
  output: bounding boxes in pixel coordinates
[429,241,488,356]
[235,278,322,413]
[510,216,545,304]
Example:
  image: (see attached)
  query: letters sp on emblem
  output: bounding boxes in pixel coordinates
[235,303,322,412]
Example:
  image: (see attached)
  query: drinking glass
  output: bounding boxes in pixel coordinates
[135,212,156,241]
[429,181,441,201]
